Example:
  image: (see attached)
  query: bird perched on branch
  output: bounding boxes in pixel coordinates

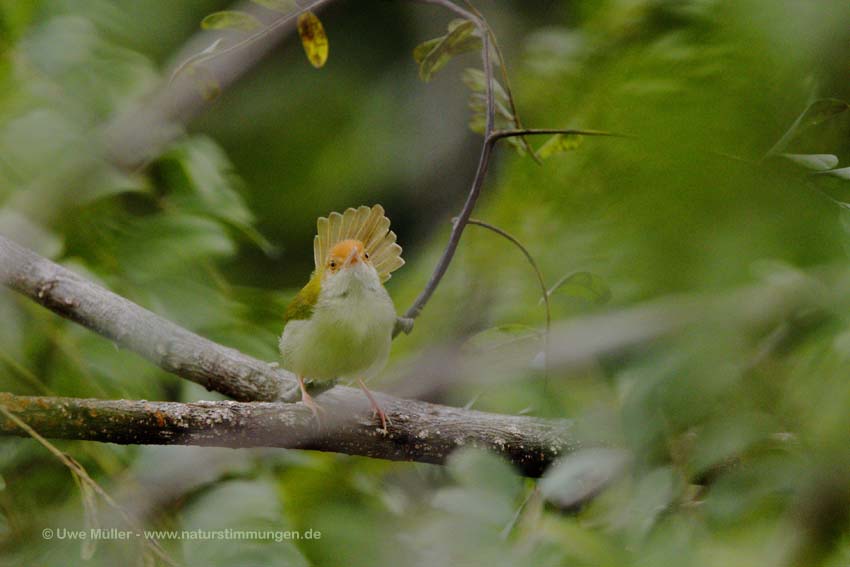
[279,205,404,431]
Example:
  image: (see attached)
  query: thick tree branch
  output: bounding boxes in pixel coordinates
[0,235,578,475]
[0,235,299,403]
[0,393,575,477]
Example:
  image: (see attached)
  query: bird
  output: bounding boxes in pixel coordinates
[278,205,404,431]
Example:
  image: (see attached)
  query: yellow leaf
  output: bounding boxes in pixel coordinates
[297,11,328,68]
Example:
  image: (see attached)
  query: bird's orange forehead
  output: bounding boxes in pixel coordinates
[329,239,365,260]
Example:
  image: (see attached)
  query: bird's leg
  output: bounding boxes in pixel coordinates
[298,375,325,427]
[357,378,391,432]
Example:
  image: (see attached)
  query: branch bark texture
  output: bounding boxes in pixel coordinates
[0,393,576,477]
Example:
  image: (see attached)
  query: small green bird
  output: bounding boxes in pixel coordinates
[279,205,404,430]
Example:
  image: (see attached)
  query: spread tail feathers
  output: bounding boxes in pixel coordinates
[313,205,404,282]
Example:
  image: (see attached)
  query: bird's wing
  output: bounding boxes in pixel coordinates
[313,204,404,283]
[282,272,322,327]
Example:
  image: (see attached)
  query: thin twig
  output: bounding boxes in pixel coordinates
[402,0,496,323]
[461,0,541,163]
[464,218,551,380]
[489,128,630,144]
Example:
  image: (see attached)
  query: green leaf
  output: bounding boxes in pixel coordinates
[447,447,522,499]
[462,67,509,99]
[540,448,631,509]
[462,68,521,141]
[430,448,523,527]
[250,0,296,12]
[158,137,274,254]
[114,214,235,280]
[412,37,442,65]
[780,153,839,171]
[688,413,775,476]
[414,19,481,82]
[182,480,308,567]
[767,98,849,156]
[201,11,262,32]
[798,98,850,129]
[622,466,681,543]
[538,133,584,158]
[548,271,612,304]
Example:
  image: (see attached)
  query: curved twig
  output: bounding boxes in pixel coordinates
[464,218,551,379]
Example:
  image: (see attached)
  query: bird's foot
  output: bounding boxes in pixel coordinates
[298,376,326,429]
[358,378,391,433]
[301,390,327,428]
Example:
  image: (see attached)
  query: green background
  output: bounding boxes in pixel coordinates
[2,0,850,565]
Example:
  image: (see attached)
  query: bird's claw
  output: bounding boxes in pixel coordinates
[298,376,326,429]
[372,406,392,433]
[357,378,391,433]
[301,393,326,429]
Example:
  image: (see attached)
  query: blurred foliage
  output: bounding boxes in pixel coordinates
[2,0,850,566]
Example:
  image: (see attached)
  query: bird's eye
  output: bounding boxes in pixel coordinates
[329,260,337,269]
[364,252,369,259]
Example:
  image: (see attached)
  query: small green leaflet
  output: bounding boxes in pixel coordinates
[249,0,297,12]
[547,271,611,305]
[766,98,849,157]
[462,68,525,154]
[413,19,481,82]
[538,133,584,158]
[201,11,262,32]
[798,98,849,129]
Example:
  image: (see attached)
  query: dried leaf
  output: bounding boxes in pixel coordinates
[297,11,329,68]
[200,11,262,32]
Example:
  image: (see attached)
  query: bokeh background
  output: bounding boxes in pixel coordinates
[2,0,850,565]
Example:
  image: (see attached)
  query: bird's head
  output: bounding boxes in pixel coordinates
[322,239,380,292]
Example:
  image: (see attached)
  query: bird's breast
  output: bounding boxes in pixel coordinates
[279,282,396,381]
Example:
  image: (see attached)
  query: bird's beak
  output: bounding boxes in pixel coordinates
[342,248,359,268]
